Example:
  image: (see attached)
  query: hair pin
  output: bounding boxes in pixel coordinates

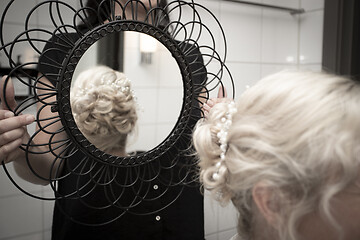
[212,101,237,180]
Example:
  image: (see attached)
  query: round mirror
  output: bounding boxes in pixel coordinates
[1,0,234,227]
[71,31,183,156]
[57,21,194,166]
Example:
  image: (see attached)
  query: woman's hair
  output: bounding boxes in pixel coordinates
[193,70,360,240]
[71,65,137,153]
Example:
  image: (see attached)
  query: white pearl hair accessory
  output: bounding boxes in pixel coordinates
[100,76,132,95]
[74,75,133,97]
[100,75,142,111]
[212,100,237,181]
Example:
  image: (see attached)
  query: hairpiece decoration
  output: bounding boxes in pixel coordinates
[74,75,135,99]
[100,75,140,107]
[101,75,132,94]
[213,101,237,180]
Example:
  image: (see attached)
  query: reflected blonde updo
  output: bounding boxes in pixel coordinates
[193,71,360,240]
[71,66,137,153]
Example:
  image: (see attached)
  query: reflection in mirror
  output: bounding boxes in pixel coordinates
[72,31,183,156]
[70,65,137,156]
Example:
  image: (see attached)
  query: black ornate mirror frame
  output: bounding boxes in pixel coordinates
[0,0,235,225]
[59,21,193,166]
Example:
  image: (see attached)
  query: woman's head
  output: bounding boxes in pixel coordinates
[193,71,360,240]
[78,0,170,30]
[71,65,137,155]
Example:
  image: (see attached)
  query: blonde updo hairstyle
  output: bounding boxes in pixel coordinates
[71,65,137,153]
[193,71,360,240]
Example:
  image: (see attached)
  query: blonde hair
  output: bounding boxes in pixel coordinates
[71,65,137,153]
[193,71,360,240]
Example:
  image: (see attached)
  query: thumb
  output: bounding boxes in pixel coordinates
[0,75,17,110]
[217,85,228,98]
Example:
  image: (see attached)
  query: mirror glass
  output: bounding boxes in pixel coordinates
[71,31,183,156]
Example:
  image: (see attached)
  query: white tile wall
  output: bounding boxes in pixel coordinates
[218,228,238,240]
[127,123,158,152]
[42,190,55,232]
[0,0,324,239]
[204,191,218,235]
[0,24,38,68]
[158,50,182,88]
[154,123,175,145]
[124,48,160,87]
[0,0,38,26]
[1,1,74,240]
[261,63,297,78]
[0,195,43,239]
[301,0,325,11]
[0,0,80,68]
[226,62,261,96]
[299,10,324,65]
[133,88,159,125]
[36,0,80,28]
[299,64,322,72]
[220,1,262,63]
[261,9,299,64]
[264,0,299,8]
[156,87,182,123]
[218,203,238,231]
[206,234,218,240]
[0,164,43,198]
[43,231,51,240]
[5,233,44,240]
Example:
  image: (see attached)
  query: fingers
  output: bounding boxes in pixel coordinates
[202,86,230,118]
[0,111,34,164]
[217,86,228,98]
[0,110,15,119]
[202,97,233,119]
[0,111,35,135]
[202,99,223,118]
[206,99,214,108]
[202,102,211,118]
[0,125,27,146]
[0,137,23,164]
[207,98,229,107]
[0,75,17,110]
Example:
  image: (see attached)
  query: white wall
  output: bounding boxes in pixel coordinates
[0,1,79,239]
[0,0,324,239]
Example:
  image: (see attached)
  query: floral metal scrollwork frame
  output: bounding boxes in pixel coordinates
[0,0,235,225]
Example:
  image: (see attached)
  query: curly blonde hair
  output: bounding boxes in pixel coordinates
[193,71,360,240]
[71,65,137,153]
